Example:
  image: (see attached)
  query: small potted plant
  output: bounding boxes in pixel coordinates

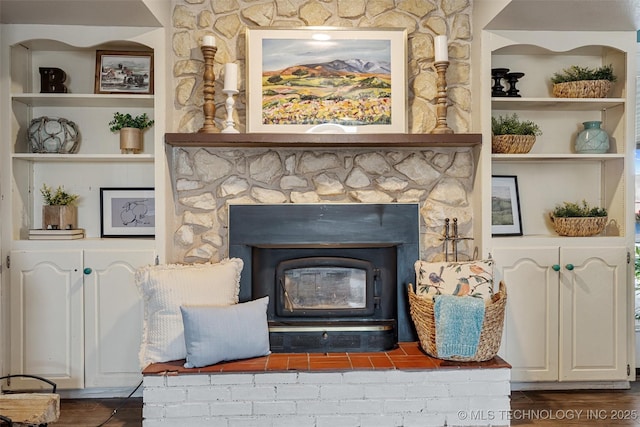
[108,112,154,154]
[491,113,542,154]
[40,184,79,230]
[549,200,608,237]
[550,64,616,98]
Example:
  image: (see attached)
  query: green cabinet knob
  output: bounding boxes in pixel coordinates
[83,267,92,275]
[565,264,574,271]
[552,264,560,272]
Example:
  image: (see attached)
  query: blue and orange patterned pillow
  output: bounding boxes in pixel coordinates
[414,260,494,301]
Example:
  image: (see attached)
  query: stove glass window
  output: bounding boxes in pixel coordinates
[282,266,366,311]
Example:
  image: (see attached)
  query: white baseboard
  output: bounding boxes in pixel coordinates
[56,384,142,399]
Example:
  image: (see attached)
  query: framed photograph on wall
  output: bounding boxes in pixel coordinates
[95,50,154,94]
[246,27,407,134]
[100,188,155,237]
[491,175,522,236]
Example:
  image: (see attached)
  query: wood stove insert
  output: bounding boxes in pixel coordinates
[229,203,420,352]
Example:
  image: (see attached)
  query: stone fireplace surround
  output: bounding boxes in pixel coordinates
[165,133,482,265]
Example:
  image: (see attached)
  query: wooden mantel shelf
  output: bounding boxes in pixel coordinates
[165,132,482,148]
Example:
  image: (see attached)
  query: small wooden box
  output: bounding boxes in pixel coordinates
[42,205,77,230]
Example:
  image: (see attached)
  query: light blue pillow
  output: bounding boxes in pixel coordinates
[180,296,270,368]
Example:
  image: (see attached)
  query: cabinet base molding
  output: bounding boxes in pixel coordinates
[511,381,630,392]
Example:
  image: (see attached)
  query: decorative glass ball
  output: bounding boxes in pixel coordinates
[28,116,79,154]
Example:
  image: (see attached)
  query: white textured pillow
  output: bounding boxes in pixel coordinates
[415,260,494,301]
[136,258,243,367]
[181,296,271,368]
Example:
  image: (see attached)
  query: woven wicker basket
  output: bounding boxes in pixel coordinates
[492,134,536,154]
[407,281,507,362]
[552,80,611,98]
[549,215,607,237]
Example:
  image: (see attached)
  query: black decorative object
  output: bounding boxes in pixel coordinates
[506,72,525,97]
[491,68,509,97]
[39,67,68,93]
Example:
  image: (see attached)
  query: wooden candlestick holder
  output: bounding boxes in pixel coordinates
[198,45,219,133]
[432,61,453,134]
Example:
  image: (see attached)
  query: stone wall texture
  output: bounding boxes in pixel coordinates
[169,0,476,263]
[171,0,472,134]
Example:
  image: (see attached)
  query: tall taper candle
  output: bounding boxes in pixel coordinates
[434,35,448,62]
[223,63,238,92]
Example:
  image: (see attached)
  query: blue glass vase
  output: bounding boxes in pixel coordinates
[575,121,609,154]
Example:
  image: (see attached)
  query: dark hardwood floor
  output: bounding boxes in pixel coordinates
[56,397,142,427]
[55,382,640,426]
[510,381,640,426]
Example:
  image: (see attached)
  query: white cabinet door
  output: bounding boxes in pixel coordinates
[83,249,153,388]
[494,247,560,382]
[559,246,628,381]
[495,245,629,383]
[9,250,84,390]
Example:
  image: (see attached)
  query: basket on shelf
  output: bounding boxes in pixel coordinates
[491,134,536,154]
[407,281,507,362]
[552,79,611,98]
[549,215,607,237]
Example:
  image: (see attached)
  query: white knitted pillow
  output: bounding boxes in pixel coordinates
[136,258,243,368]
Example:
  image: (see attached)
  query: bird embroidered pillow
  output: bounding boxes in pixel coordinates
[414,260,494,301]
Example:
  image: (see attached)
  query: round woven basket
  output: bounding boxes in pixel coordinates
[552,80,611,98]
[407,282,507,362]
[549,215,607,237]
[492,134,536,154]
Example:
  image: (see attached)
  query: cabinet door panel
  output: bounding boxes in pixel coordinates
[84,250,153,388]
[9,250,83,390]
[494,247,559,382]
[559,246,627,381]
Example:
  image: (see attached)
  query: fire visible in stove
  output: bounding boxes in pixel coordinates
[277,257,375,317]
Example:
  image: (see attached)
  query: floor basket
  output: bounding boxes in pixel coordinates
[552,80,611,98]
[492,134,536,154]
[550,215,607,237]
[407,281,507,362]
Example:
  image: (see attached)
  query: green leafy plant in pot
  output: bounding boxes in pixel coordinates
[109,112,154,154]
[40,184,79,230]
[491,113,542,154]
[551,64,616,98]
[549,200,607,237]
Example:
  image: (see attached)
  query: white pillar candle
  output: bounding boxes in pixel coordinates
[434,35,448,62]
[223,63,238,92]
[202,35,216,47]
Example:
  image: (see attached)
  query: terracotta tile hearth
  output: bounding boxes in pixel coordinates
[142,342,510,375]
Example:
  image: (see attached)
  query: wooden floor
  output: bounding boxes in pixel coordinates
[55,382,640,426]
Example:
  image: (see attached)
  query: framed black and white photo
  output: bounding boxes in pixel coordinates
[95,50,154,94]
[491,175,522,236]
[100,188,155,238]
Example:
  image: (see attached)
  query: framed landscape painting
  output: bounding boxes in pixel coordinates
[491,175,522,236]
[246,27,407,134]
